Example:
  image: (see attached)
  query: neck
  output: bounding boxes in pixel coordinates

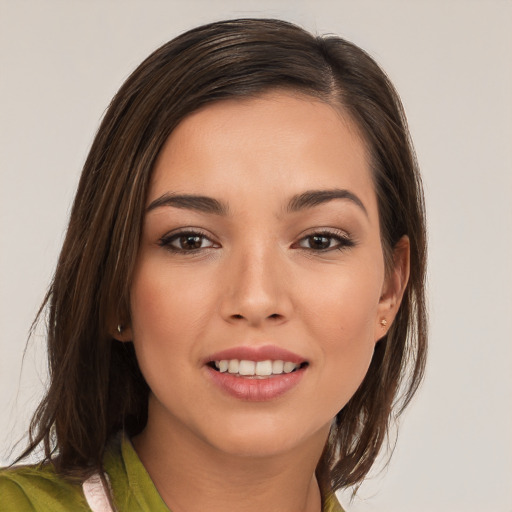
[133,401,330,512]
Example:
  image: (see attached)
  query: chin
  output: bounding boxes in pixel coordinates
[198,413,331,459]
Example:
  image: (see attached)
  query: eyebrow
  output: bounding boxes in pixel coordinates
[146,188,367,217]
[147,193,229,215]
[287,189,368,216]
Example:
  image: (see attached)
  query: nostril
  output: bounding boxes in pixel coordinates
[228,312,284,323]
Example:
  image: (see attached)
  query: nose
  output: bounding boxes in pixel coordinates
[219,244,292,327]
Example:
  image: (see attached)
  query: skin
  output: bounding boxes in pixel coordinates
[117,91,409,512]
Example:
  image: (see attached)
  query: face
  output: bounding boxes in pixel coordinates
[125,91,404,458]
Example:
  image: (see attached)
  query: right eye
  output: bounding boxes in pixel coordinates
[159,230,218,253]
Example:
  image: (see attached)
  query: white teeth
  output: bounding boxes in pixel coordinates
[272,360,284,374]
[239,360,256,375]
[228,360,239,374]
[255,360,273,376]
[283,361,296,373]
[214,359,301,377]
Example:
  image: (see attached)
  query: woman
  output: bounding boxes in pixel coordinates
[0,18,427,512]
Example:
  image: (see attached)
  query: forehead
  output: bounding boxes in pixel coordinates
[149,91,376,217]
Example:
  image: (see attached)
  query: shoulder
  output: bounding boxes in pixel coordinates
[0,464,90,512]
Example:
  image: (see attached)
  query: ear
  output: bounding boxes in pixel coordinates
[110,322,133,342]
[374,235,410,342]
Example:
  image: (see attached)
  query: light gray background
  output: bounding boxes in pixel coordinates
[1,1,511,511]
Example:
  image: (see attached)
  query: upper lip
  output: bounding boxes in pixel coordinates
[204,345,307,364]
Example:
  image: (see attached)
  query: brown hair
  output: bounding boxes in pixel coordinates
[17,18,427,491]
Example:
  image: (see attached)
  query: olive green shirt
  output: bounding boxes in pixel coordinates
[0,435,345,511]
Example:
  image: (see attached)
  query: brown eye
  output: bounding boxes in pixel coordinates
[178,235,204,250]
[296,231,355,252]
[159,231,218,252]
[306,235,332,250]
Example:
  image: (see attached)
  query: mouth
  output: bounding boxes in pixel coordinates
[204,345,309,401]
[207,359,309,379]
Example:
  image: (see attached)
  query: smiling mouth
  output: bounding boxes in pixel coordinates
[207,359,309,378]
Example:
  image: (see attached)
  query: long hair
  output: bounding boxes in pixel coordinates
[17,18,427,491]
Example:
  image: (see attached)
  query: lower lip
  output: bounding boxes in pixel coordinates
[205,366,306,401]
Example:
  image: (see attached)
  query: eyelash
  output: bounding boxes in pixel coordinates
[158,229,355,254]
[158,229,218,253]
[293,229,355,252]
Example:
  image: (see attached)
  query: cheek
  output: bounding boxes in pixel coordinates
[299,264,383,404]
[302,261,382,340]
[130,261,210,335]
[128,262,212,382]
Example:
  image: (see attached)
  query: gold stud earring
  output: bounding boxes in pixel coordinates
[117,324,123,334]
[380,319,388,327]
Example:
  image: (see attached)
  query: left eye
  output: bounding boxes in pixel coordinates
[159,232,217,252]
[296,233,353,251]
